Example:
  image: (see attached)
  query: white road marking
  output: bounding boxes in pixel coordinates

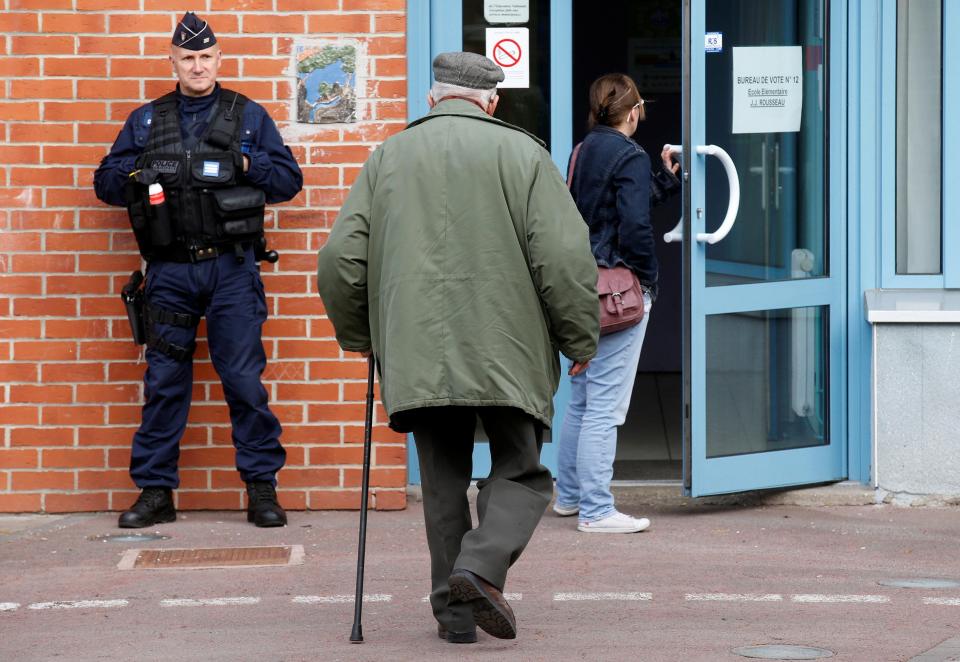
[161,597,260,607]
[554,592,652,602]
[0,603,20,612]
[293,594,392,604]
[791,594,890,603]
[922,597,960,606]
[28,599,129,610]
[686,593,783,602]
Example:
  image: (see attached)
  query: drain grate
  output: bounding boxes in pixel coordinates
[118,545,303,570]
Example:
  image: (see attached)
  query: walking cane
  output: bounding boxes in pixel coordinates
[350,355,375,643]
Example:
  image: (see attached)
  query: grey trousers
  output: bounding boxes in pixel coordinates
[410,406,553,632]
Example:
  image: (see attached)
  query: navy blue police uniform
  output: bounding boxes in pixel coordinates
[94,13,302,528]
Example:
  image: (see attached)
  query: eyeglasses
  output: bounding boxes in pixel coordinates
[632,100,645,110]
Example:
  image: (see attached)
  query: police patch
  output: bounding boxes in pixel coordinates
[202,161,220,177]
[150,160,180,175]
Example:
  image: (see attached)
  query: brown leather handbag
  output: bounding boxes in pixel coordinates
[567,143,645,336]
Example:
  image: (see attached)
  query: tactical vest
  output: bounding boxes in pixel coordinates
[124,88,265,262]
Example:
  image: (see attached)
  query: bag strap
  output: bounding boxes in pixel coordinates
[566,142,582,189]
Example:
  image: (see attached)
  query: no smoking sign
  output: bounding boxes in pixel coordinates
[485,28,529,88]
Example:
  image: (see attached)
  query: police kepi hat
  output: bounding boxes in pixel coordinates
[172,12,216,50]
[432,52,504,90]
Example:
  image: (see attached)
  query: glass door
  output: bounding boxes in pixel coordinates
[682,0,845,495]
[408,0,572,480]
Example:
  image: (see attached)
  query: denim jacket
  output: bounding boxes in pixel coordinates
[568,126,680,299]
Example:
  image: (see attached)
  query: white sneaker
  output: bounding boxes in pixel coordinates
[553,502,579,517]
[577,511,651,534]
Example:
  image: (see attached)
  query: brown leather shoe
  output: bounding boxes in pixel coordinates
[447,569,516,640]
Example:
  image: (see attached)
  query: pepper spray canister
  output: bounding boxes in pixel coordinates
[147,182,173,247]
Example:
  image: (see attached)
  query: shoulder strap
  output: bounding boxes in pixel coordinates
[205,88,248,151]
[566,142,583,189]
[145,92,182,152]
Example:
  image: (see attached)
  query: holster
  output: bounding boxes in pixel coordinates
[120,270,146,345]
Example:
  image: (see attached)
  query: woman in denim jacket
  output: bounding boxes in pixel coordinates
[555,73,679,533]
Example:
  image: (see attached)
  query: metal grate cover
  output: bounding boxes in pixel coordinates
[118,545,303,570]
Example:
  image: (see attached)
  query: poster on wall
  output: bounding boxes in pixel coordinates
[484,0,529,23]
[485,27,529,88]
[731,46,803,134]
[296,44,357,124]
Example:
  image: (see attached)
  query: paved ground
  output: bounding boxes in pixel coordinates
[2,491,960,661]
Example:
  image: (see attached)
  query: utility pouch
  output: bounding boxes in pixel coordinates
[120,270,146,345]
[211,186,265,236]
[124,181,153,259]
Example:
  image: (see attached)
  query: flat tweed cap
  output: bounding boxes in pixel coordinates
[432,51,504,90]
[172,12,217,50]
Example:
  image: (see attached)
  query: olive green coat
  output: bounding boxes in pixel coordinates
[316,99,599,427]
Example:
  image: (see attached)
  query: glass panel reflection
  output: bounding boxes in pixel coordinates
[704,0,827,285]
[462,0,551,148]
[706,306,828,458]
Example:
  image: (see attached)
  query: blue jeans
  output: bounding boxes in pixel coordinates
[556,294,652,522]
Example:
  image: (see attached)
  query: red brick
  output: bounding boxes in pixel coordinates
[0,319,42,337]
[177,490,242,510]
[308,489,364,510]
[45,319,110,339]
[78,80,141,99]
[11,35,75,55]
[13,341,77,361]
[43,13,105,32]
[107,404,143,425]
[42,449,105,469]
[373,489,406,510]
[343,0,404,8]
[47,275,110,295]
[374,444,407,466]
[76,384,140,403]
[45,492,110,513]
[110,13,173,33]
[210,470,245,489]
[42,405,105,426]
[11,254,75,273]
[10,210,74,230]
[0,145,40,164]
[3,363,39,382]
[10,427,73,447]
[0,57,40,76]
[43,145,105,165]
[0,275,43,296]
[0,493,42,513]
[309,360,369,380]
[241,58,290,77]
[0,405,40,425]
[10,384,73,403]
[374,13,406,33]
[45,57,107,77]
[77,0,137,9]
[44,102,106,121]
[79,426,137,448]
[280,468,340,488]
[10,0,71,7]
[243,14,305,33]
[11,470,72,490]
[78,123,123,144]
[309,144,375,164]
[0,101,41,120]
[77,36,140,55]
[307,446,364,465]
[179,447,235,467]
[280,425,341,444]
[0,449,40,469]
[9,167,75,186]
[277,489,307,510]
[307,14,370,33]
[78,470,131,489]
[217,36,273,55]
[344,467,406,488]
[277,0,337,9]
[0,12,38,31]
[14,298,77,317]
[375,57,406,77]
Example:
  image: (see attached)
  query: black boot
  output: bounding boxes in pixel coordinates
[246,481,287,527]
[118,487,176,529]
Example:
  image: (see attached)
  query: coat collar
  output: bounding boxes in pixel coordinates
[406,98,545,147]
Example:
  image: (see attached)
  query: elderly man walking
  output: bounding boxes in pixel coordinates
[317,52,599,643]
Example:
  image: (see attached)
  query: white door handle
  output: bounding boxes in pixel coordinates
[661,143,741,245]
[662,143,684,243]
[695,144,740,244]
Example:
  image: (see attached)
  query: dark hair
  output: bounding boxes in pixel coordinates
[587,73,644,130]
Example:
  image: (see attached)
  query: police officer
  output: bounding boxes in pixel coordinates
[94,12,303,528]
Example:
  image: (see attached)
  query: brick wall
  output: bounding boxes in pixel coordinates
[0,1,409,513]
